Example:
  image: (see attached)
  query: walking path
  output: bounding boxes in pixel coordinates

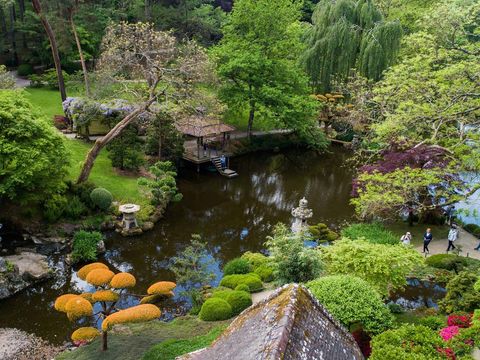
[415,228,480,260]
[8,71,30,88]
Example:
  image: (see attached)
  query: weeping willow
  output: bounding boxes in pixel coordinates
[302,0,402,92]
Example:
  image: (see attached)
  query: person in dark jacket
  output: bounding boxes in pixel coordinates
[423,228,433,253]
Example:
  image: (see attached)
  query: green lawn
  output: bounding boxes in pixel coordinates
[55,317,229,360]
[24,87,147,207]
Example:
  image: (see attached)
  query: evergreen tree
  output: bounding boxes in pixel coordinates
[302,0,402,92]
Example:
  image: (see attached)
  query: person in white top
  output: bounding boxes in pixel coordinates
[447,224,459,252]
[400,232,412,246]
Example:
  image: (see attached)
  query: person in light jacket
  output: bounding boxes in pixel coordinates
[447,224,459,252]
[400,232,412,246]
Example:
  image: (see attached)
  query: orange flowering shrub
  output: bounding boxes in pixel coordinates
[77,262,109,280]
[79,293,94,303]
[71,327,100,342]
[110,272,136,289]
[102,304,161,331]
[54,294,81,312]
[65,297,93,320]
[86,268,115,286]
[92,290,119,303]
[147,281,176,295]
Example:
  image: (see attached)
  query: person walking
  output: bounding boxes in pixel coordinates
[423,228,433,253]
[400,232,412,246]
[446,224,459,252]
[220,154,227,170]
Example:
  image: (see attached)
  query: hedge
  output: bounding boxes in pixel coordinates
[219,273,263,292]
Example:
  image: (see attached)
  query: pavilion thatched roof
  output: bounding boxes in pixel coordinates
[175,115,235,138]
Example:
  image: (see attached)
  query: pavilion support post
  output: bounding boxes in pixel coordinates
[222,132,226,151]
[197,137,201,159]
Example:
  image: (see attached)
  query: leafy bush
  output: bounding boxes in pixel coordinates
[387,303,403,314]
[0,65,15,89]
[68,181,96,209]
[142,325,226,360]
[307,223,338,242]
[464,223,480,237]
[212,289,252,316]
[64,196,88,219]
[265,223,322,284]
[17,64,34,77]
[223,258,251,275]
[439,272,480,314]
[71,231,103,263]
[234,284,250,292]
[43,194,68,222]
[29,68,70,89]
[447,313,472,328]
[426,254,468,273]
[254,265,274,282]
[240,252,268,269]
[138,161,182,207]
[199,298,232,321]
[90,188,113,211]
[341,223,398,245]
[370,324,444,360]
[307,275,394,334]
[219,273,263,292]
[419,316,446,330]
[107,125,145,171]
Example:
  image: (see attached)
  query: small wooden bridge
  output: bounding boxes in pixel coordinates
[211,157,238,178]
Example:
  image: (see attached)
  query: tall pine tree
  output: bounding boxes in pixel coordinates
[302,0,402,92]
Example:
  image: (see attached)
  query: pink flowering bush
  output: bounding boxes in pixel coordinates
[440,326,460,341]
[447,313,472,328]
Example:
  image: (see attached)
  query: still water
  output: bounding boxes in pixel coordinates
[0,147,356,344]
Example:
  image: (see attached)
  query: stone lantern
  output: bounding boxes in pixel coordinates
[291,197,313,233]
[119,204,140,230]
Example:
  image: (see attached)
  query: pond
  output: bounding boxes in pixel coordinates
[0,146,356,344]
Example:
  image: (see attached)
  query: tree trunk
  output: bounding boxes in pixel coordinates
[102,331,107,351]
[77,101,154,183]
[18,0,27,48]
[157,118,162,160]
[145,0,151,21]
[69,11,90,96]
[9,4,18,66]
[247,99,255,139]
[31,0,67,103]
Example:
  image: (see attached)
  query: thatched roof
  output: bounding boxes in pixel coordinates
[180,284,364,360]
[175,115,235,137]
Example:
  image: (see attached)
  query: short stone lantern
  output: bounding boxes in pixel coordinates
[119,204,140,230]
[291,197,313,233]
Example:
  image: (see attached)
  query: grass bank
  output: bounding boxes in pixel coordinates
[55,317,229,360]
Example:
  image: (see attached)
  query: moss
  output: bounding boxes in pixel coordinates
[219,273,263,292]
[199,298,232,321]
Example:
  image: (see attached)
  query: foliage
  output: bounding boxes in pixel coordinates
[212,0,328,149]
[107,125,144,171]
[307,275,394,334]
[265,223,323,284]
[199,298,232,321]
[321,239,423,297]
[29,69,70,89]
[439,272,480,314]
[138,161,182,207]
[0,91,67,202]
[170,235,216,312]
[145,110,184,162]
[110,273,137,289]
[234,284,250,292]
[86,268,115,286]
[17,64,34,77]
[254,265,274,282]
[90,187,113,211]
[302,0,402,92]
[0,65,15,89]
[64,195,88,219]
[464,224,480,237]
[102,304,161,331]
[370,324,444,360]
[307,223,339,243]
[147,282,177,296]
[141,325,226,360]
[425,254,469,273]
[219,273,263,292]
[440,326,460,341]
[71,327,100,342]
[43,194,68,222]
[341,223,398,245]
[77,262,109,280]
[71,231,103,263]
[447,313,472,328]
[212,289,252,316]
[419,316,446,331]
[223,258,251,276]
[240,252,268,269]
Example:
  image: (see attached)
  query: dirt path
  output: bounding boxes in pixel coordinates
[415,228,480,260]
[8,71,30,88]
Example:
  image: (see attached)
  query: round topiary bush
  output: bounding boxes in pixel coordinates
[199,298,232,321]
[219,273,263,292]
[212,289,252,316]
[241,252,268,269]
[234,284,250,292]
[425,254,467,272]
[254,265,274,282]
[90,188,113,210]
[223,257,251,275]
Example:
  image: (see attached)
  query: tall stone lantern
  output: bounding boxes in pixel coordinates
[291,197,313,233]
[119,204,140,230]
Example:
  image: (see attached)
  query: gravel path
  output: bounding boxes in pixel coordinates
[415,228,480,260]
[8,71,30,88]
[0,328,64,360]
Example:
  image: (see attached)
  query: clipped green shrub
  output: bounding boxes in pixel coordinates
[464,223,480,237]
[64,195,88,219]
[254,265,274,282]
[241,251,268,269]
[43,194,68,222]
[419,316,446,330]
[212,290,252,316]
[219,273,263,292]
[90,187,113,210]
[223,257,251,275]
[199,298,232,321]
[71,230,103,263]
[341,223,397,245]
[69,181,96,209]
[234,284,250,292]
[17,64,34,77]
[426,254,468,272]
[308,223,339,242]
